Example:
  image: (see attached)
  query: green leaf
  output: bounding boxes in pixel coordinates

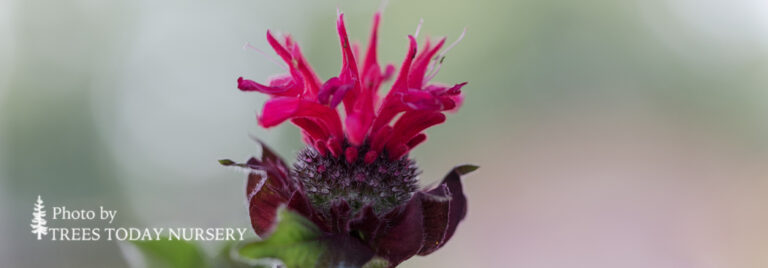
[233,208,374,268]
[218,159,237,166]
[126,238,209,268]
[219,159,252,168]
[362,257,391,268]
[212,241,253,268]
[454,164,479,175]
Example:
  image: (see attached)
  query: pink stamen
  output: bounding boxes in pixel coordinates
[425,28,467,83]
[414,18,424,39]
[378,0,389,14]
[243,42,288,71]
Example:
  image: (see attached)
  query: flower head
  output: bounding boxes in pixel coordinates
[237,12,467,162]
[224,10,475,267]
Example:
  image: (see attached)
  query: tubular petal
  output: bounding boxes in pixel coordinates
[237,77,299,96]
[387,143,409,161]
[363,150,378,164]
[314,139,328,156]
[290,43,322,97]
[362,12,382,89]
[291,118,329,141]
[370,126,393,152]
[258,97,343,139]
[370,36,418,133]
[345,147,358,163]
[387,111,445,151]
[266,30,293,63]
[327,137,343,158]
[406,133,427,149]
[408,38,446,89]
[318,77,342,105]
[336,13,363,113]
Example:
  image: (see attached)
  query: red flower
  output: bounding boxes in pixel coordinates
[237,12,467,162]
[225,10,475,267]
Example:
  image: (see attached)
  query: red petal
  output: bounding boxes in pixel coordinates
[344,106,374,146]
[266,30,292,63]
[317,77,342,105]
[408,37,446,89]
[363,150,378,164]
[406,133,427,149]
[345,146,358,163]
[445,94,464,113]
[370,36,418,133]
[370,126,393,152]
[390,35,418,94]
[336,13,362,113]
[314,139,328,156]
[237,77,299,96]
[266,30,305,87]
[362,12,381,80]
[258,97,343,138]
[290,118,329,142]
[289,42,322,97]
[361,12,383,93]
[386,111,445,152]
[326,137,343,158]
[381,64,396,81]
[330,84,354,108]
[387,143,408,161]
[400,90,443,111]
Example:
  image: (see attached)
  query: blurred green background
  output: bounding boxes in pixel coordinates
[2,0,768,267]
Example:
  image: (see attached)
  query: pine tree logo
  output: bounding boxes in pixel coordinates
[30,195,48,240]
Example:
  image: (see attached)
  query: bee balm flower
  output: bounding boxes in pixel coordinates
[223,10,476,267]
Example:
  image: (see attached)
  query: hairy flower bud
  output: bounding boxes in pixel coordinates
[294,145,419,217]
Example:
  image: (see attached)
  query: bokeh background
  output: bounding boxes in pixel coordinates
[2,0,768,267]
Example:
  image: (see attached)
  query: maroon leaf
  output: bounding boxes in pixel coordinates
[330,199,352,233]
[421,164,477,253]
[286,190,330,232]
[416,187,452,255]
[221,142,298,238]
[349,205,381,243]
[373,195,424,266]
[245,164,292,237]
